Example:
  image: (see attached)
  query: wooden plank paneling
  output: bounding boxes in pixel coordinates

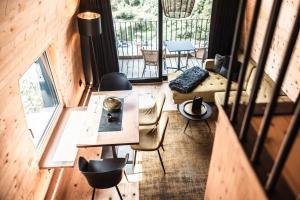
[0,0,85,198]
[251,115,300,195]
[243,0,300,102]
[205,105,267,200]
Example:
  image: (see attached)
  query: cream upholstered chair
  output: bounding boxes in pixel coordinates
[141,49,166,77]
[139,90,166,126]
[131,114,169,173]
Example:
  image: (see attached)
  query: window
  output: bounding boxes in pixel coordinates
[19,53,60,149]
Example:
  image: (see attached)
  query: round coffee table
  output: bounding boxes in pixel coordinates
[178,100,212,134]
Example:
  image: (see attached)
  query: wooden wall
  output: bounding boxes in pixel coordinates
[0,0,85,199]
[243,0,300,102]
[205,106,268,200]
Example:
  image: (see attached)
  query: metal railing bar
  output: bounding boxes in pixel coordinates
[265,94,300,193]
[170,20,173,40]
[145,20,148,49]
[119,23,124,57]
[151,21,153,50]
[194,19,198,45]
[251,5,299,164]
[156,21,158,49]
[165,20,167,41]
[223,0,247,110]
[204,19,209,47]
[130,22,134,58]
[125,22,129,56]
[239,0,283,148]
[199,19,203,47]
[231,0,262,125]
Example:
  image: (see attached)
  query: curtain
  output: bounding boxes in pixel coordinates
[79,0,119,86]
[207,0,240,58]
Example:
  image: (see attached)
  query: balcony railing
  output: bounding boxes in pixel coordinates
[114,18,210,78]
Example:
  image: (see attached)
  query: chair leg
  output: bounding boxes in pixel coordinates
[161,144,165,151]
[124,171,129,182]
[92,188,95,200]
[157,150,166,174]
[132,150,137,171]
[115,186,123,200]
[142,64,146,77]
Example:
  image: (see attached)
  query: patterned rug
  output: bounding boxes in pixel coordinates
[137,110,216,200]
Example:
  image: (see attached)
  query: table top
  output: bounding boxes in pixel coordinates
[164,40,195,52]
[77,91,139,148]
[179,100,212,120]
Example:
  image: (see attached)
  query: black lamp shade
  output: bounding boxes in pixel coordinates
[77,12,102,36]
[161,0,195,18]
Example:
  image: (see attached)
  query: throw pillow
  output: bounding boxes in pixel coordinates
[213,54,226,73]
[218,61,241,82]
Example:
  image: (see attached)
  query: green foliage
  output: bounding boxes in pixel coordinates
[115,12,135,20]
[112,0,212,46]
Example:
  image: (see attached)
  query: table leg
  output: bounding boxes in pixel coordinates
[112,146,117,158]
[183,119,190,134]
[205,120,212,134]
[177,51,181,71]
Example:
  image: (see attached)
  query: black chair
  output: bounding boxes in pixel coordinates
[100,72,132,91]
[78,154,129,200]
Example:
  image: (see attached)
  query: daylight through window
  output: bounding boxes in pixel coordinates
[19,53,60,149]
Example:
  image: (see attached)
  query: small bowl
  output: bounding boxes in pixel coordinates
[103,97,122,112]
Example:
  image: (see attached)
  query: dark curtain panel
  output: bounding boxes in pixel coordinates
[79,0,119,86]
[207,0,240,58]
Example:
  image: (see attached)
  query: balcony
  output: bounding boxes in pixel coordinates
[114,18,210,79]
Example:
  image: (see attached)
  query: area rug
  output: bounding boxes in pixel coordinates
[138,110,216,200]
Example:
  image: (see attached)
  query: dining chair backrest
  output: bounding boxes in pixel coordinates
[156,114,169,149]
[78,155,128,189]
[100,72,132,91]
[155,91,166,124]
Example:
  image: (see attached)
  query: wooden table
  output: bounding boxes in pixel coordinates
[164,40,195,71]
[77,91,139,157]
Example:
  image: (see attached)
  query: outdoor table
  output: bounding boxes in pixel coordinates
[164,40,195,71]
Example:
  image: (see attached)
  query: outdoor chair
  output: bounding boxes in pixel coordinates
[186,47,207,67]
[141,49,166,77]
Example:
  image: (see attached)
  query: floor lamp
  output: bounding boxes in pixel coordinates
[77,11,102,91]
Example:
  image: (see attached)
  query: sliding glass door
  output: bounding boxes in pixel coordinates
[111,0,212,83]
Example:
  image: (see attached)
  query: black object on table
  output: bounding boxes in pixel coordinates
[178,99,212,136]
[164,40,195,71]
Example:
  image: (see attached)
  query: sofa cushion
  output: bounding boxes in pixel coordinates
[168,71,239,103]
[246,68,286,99]
[214,91,293,114]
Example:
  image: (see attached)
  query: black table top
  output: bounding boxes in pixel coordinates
[164,40,195,52]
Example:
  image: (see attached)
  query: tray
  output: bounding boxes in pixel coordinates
[183,101,207,116]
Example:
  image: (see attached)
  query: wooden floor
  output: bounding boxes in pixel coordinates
[119,57,203,79]
[46,83,215,200]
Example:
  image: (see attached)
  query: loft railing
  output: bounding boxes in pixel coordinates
[223,0,300,199]
[114,18,210,58]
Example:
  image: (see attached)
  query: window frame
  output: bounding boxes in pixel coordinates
[19,52,63,154]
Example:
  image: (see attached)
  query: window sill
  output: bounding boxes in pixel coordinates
[38,107,87,169]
